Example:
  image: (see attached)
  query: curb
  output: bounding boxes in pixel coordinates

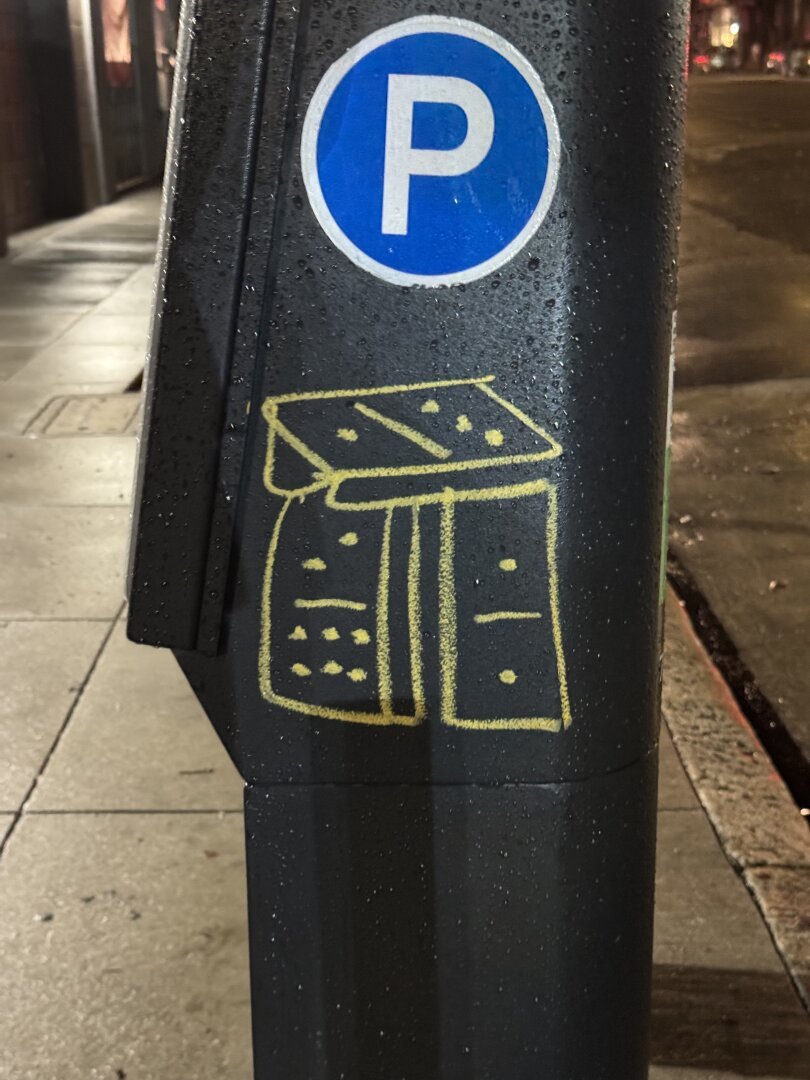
[662,588,810,1010]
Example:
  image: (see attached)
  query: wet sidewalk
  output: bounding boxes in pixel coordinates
[672,76,810,803]
[0,191,808,1078]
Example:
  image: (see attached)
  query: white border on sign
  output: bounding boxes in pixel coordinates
[300,15,561,288]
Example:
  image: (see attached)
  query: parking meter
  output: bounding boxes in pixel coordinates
[128,2,687,1077]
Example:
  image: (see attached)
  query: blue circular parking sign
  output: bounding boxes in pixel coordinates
[301,16,560,287]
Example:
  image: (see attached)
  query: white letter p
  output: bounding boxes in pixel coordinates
[381,75,495,236]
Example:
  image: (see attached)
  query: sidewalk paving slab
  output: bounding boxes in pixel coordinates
[0,437,136,506]
[0,506,130,620]
[653,810,789,974]
[11,341,146,385]
[30,624,243,813]
[0,817,13,846]
[91,272,156,317]
[0,345,36,381]
[0,812,252,1080]
[651,811,810,1078]
[0,381,129,435]
[0,257,139,299]
[27,393,142,437]
[658,728,701,811]
[0,308,87,347]
[56,312,150,348]
[0,621,109,811]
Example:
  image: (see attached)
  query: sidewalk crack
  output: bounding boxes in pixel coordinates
[0,603,125,862]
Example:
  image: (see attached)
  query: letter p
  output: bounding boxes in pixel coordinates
[381,75,495,236]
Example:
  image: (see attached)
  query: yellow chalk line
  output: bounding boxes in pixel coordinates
[474,611,543,624]
[377,508,394,719]
[294,598,367,611]
[408,505,426,722]
[475,382,563,455]
[262,375,495,407]
[353,402,452,461]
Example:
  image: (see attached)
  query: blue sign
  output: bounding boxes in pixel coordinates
[301,16,560,288]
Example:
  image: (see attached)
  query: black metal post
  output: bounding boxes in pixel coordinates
[128,2,688,1077]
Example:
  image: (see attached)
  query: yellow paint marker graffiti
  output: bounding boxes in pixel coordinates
[474,611,542,624]
[354,401,452,461]
[295,598,367,611]
[377,508,394,718]
[260,498,419,726]
[265,374,495,407]
[259,377,570,732]
[408,504,426,721]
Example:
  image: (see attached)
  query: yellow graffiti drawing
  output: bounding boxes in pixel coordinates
[258,376,571,731]
[473,611,542,624]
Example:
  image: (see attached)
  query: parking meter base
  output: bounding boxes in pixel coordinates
[244,750,657,1080]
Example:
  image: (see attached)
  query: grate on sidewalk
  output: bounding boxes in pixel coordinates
[26,393,142,436]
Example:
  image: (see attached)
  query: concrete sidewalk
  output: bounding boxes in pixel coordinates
[0,191,808,1079]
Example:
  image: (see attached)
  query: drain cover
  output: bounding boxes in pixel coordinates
[27,393,142,435]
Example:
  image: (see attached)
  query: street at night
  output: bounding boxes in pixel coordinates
[1,5,809,1077]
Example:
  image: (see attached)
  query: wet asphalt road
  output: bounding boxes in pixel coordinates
[670,76,810,782]
[685,76,810,257]
[677,77,810,388]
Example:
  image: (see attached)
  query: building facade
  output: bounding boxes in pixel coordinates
[691,0,810,66]
[0,0,177,248]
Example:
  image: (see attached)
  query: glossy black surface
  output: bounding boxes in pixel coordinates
[157,0,688,785]
[128,3,686,1076]
[246,754,658,1080]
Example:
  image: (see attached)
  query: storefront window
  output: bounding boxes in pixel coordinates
[153,0,179,112]
[101,0,134,88]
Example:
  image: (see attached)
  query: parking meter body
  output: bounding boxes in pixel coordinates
[128,2,687,1077]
